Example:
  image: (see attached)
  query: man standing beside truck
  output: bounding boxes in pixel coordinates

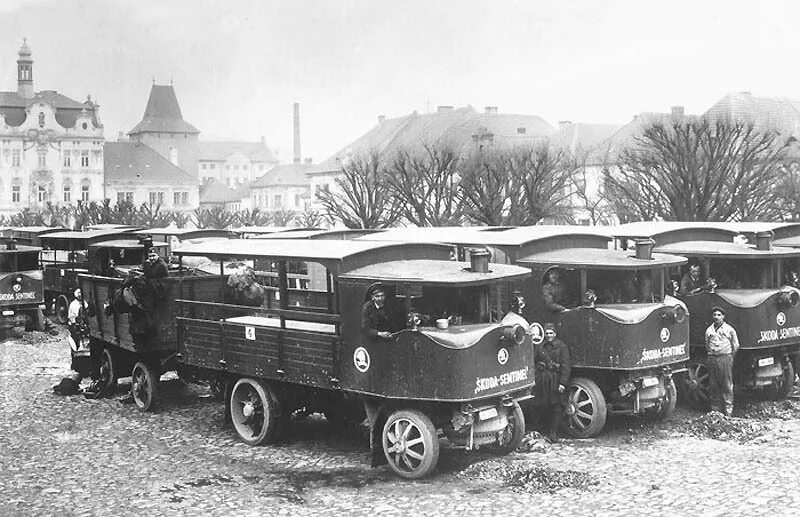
[705,306,739,416]
[535,323,571,442]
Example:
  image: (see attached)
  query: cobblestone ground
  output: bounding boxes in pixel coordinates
[3,329,800,516]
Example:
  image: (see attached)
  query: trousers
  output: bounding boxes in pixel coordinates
[707,354,734,416]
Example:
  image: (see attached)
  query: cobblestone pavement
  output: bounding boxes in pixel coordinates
[3,329,800,516]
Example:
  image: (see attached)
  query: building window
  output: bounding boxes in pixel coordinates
[12,185,21,203]
[38,151,46,169]
[149,191,164,206]
[81,184,90,202]
[81,150,89,168]
[295,194,301,207]
[210,164,216,170]
[117,191,133,204]
[37,185,47,202]
[12,149,20,167]
[173,191,188,205]
[38,112,45,128]
[274,194,281,207]
[63,185,71,203]
[63,152,71,168]
[201,163,207,170]
[92,150,102,164]
[517,127,526,134]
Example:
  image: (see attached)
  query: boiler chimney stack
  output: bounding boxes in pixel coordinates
[293,102,301,164]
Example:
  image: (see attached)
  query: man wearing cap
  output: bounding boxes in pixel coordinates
[535,322,571,442]
[705,306,739,416]
[361,286,393,339]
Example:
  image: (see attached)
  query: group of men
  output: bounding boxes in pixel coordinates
[61,248,169,397]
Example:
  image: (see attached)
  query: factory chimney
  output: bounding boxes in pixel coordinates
[293,102,301,164]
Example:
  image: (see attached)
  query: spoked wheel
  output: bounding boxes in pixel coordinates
[494,402,526,454]
[564,377,607,438]
[229,378,280,445]
[767,358,795,400]
[684,361,711,410]
[55,295,70,325]
[131,361,158,412]
[644,377,677,421]
[382,409,439,479]
[98,348,118,397]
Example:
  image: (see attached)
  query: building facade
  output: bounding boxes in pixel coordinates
[104,84,200,211]
[198,140,278,187]
[0,40,104,215]
[250,162,311,213]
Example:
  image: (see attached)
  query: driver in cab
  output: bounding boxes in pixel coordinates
[362,285,394,339]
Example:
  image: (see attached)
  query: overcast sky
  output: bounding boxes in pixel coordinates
[0,0,797,162]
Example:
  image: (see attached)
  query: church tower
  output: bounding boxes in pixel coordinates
[16,38,34,99]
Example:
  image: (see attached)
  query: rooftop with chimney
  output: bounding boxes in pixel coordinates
[310,105,555,175]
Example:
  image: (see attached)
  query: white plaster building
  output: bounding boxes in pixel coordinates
[0,40,104,214]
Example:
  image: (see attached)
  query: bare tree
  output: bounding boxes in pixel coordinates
[605,118,788,221]
[506,144,574,225]
[271,208,296,226]
[459,148,514,226]
[295,209,329,229]
[566,153,617,225]
[387,142,465,226]
[316,150,400,229]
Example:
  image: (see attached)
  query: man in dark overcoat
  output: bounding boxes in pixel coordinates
[535,322,571,442]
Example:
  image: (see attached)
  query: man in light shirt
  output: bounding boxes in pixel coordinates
[704,306,739,416]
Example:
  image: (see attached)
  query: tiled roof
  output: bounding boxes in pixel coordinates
[0,90,98,128]
[198,141,278,163]
[587,112,699,164]
[104,141,196,184]
[310,106,555,175]
[704,92,800,135]
[550,122,624,157]
[128,84,199,135]
[199,178,243,204]
[251,163,310,188]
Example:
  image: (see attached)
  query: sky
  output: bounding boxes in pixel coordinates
[0,0,798,162]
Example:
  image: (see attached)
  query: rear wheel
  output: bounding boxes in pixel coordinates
[131,361,158,412]
[684,361,711,410]
[564,377,607,438]
[382,409,439,479]
[644,377,677,421]
[229,378,280,445]
[98,348,118,397]
[494,402,526,454]
[767,358,795,400]
[55,295,69,325]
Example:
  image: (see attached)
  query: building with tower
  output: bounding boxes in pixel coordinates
[0,39,104,214]
[105,83,200,211]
